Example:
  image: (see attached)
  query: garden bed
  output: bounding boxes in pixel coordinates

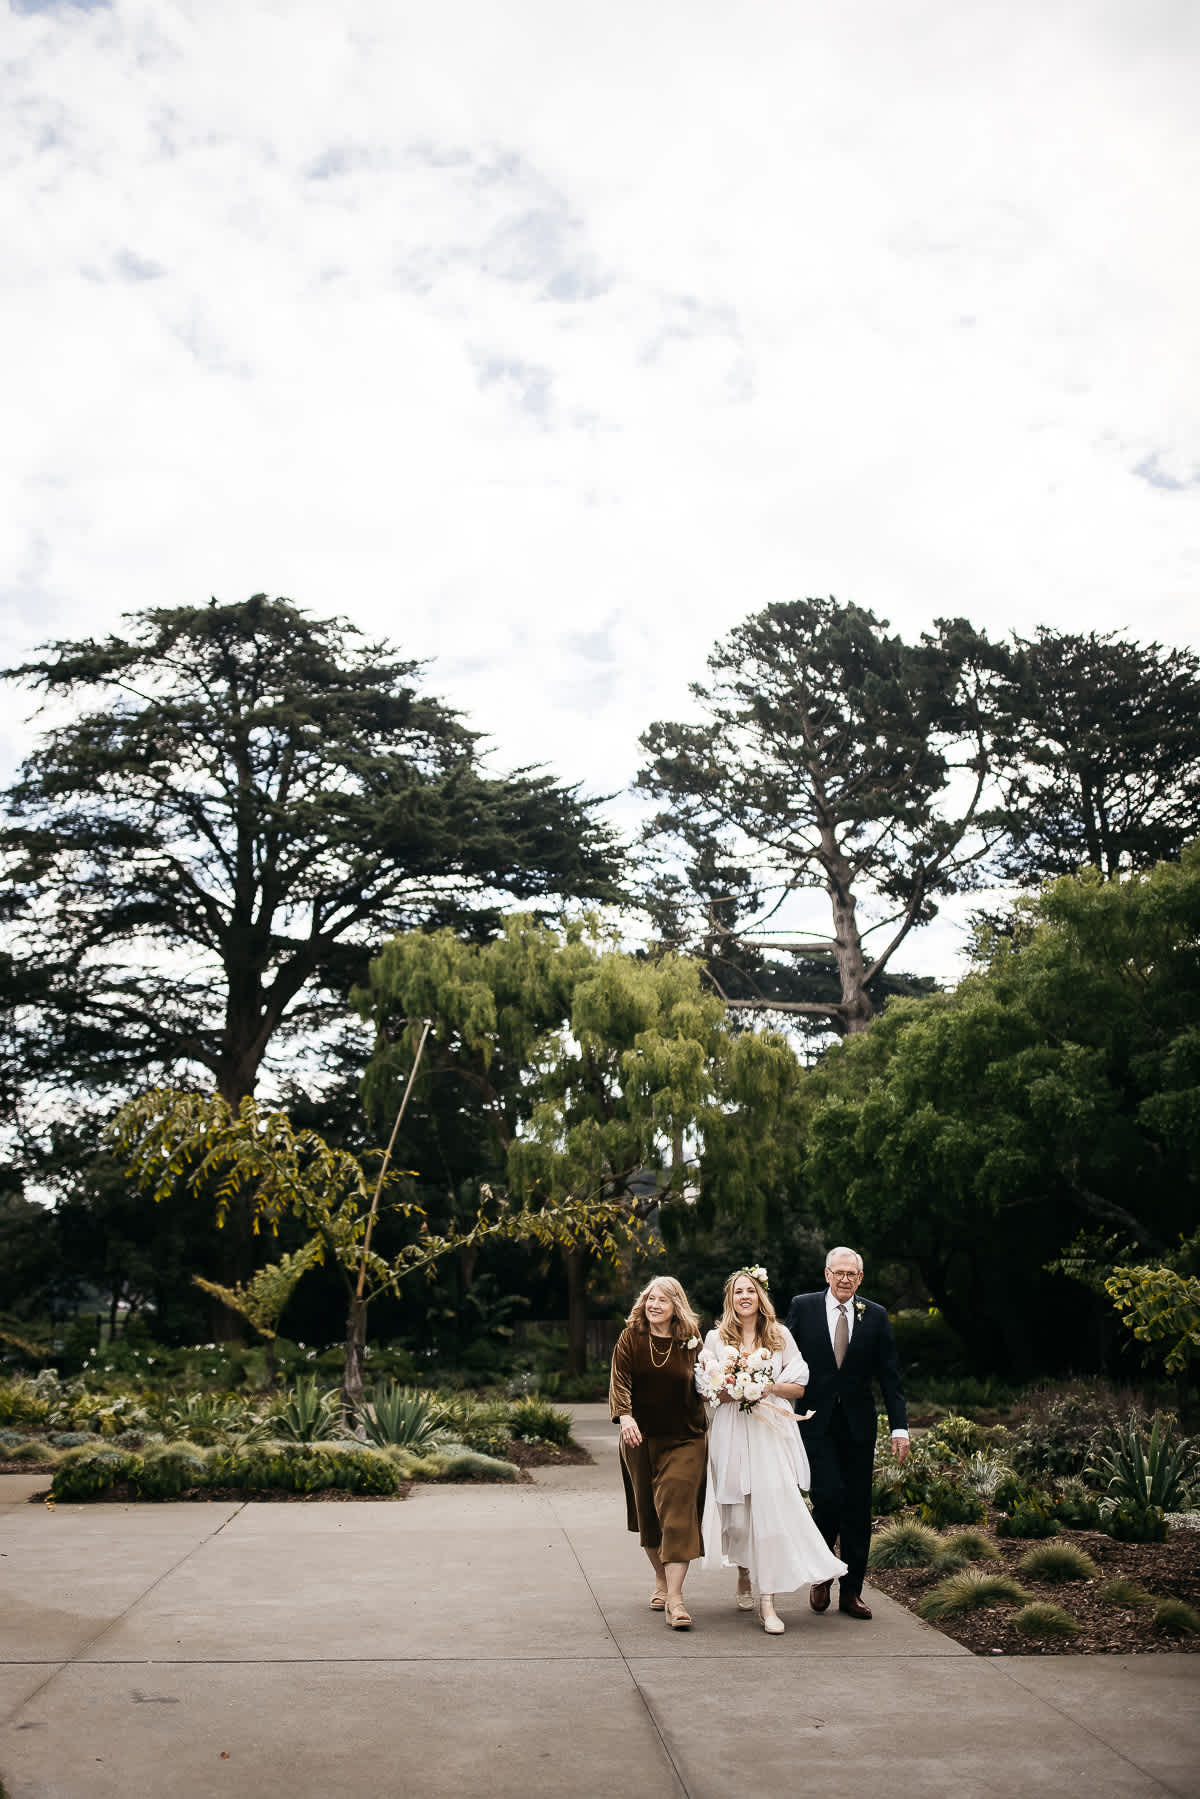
[868,1519,1200,1655]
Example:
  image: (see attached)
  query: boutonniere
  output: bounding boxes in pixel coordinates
[686,1335,701,1350]
[854,1300,866,1320]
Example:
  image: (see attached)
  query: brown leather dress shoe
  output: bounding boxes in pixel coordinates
[838,1594,873,1620]
[809,1580,832,1614]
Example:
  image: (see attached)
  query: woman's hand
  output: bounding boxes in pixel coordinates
[618,1413,643,1448]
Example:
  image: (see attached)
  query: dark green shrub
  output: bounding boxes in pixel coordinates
[889,1309,969,1378]
[507,1398,572,1446]
[996,1498,1059,1539]
[1104,1502,1167,1543]
[919,1477,985,1527]
[1010,1381,1144,1483]
[135,1443,208,1499]
[50,1447,141,1501]
[992,1475,1030,1515]
[211,1441,401,1496]
[1050,1486,1102,1530]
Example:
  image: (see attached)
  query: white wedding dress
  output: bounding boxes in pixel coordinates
[698,1326,848,1595]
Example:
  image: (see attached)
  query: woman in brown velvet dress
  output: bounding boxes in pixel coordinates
[609,1275,707,1629]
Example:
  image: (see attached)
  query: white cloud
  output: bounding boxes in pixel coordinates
[2,0,1198,980]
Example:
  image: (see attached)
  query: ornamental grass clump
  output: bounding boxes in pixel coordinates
[930,1529,1001,1573]
[1017,1540,1098,1583]
[1153,1599,1200,1638]
[1099,1577,1154,1609]
[1013,1601,1081,1640]
[867,1519,941,1568]
[916,1571,1030,1622]
[385,1444,518,1482]
[50,1446,142,1501]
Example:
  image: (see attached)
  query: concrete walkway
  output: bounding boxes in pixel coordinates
[1,1404,1196,1799]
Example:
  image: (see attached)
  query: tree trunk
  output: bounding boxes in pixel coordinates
[565,1244,591,1376]
[342,1293,368,1422]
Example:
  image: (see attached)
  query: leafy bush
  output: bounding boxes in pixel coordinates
[918,1477,985,1528]
[1153,1599,1200,1637]
[1099,1577,1154,1608]
[506,1398,572,1446]
[916,1571,1030,1621]
[871,1462,918,1516]
[266,1376,344,1443]
[135,1442,209,1499]
[1013,1602,1081,1639]
[51,1447,142,1501]
[958,1452,1016,1499]
[46,1431,96,1449]
[1104,1502,1167,1543]
[1010,1381,1145,1483]
[0,1379,51,1428]
[438,1396,515,1459]
[1050,1481,1102,1530]
[1017,1540,1098,1583]
[868,1519,941,1568]
[210,1441,400,1495]
[996,1498,1059,1539]
[1087,1414,1198,1516]
[155,1391,258,1446]
[921,1415,980,1459]
[359,1383,445,1451]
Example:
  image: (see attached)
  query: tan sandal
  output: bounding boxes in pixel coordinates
[665,1598,692,1629]
[649,1591,667,1611]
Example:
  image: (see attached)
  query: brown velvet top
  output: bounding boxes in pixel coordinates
[608,1327,707,1440]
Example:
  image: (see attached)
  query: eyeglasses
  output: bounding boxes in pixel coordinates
[828,1269,861,1282]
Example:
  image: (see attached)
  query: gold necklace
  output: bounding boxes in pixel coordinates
[648,1333,674,1368]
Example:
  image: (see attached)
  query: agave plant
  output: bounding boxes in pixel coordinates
[359,1382,446,1450]
[267,1375,344,1443]
[1087,1414,1199,1515]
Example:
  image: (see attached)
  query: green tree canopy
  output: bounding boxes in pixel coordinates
[355,914,804,1368]
[987,628,1200,884]
[800,845,1200,1375]
[1,594,623,1113]
[638,598,1002,1038]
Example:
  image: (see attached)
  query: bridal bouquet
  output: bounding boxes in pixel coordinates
[696,1342,776,1413]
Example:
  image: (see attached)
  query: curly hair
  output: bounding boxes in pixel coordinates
[626,1276,701,1342]
[717,1270,784,1354]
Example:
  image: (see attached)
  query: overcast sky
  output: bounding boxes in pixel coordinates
[4,0,1198,979]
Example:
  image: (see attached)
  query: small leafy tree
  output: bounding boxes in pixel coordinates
[356,915,803,1371]
[1104,1260,1200,1384]
[107,1087,641,1407]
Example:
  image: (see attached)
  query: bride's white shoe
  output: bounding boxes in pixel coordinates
[757,1596,785,1634]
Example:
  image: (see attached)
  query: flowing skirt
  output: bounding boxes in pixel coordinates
[701,1399,847,1595]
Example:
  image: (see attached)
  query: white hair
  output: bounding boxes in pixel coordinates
[825,1246,863,1273]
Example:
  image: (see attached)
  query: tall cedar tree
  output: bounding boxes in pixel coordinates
[1,595,623,1109]
[639,598,1002,1036]
[987,628,1200,883]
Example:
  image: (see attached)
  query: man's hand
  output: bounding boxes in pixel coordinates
[892,1434,910,1463]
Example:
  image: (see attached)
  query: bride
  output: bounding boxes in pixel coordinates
[697,1266,847,1634]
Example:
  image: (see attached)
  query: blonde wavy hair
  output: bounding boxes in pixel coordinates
[626,1276,701,1342]
[717,1270,784,1354]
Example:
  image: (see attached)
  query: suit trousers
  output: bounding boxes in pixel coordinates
[804,1406,874,1596]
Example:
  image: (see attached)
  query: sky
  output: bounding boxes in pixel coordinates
[3,0,1198,980]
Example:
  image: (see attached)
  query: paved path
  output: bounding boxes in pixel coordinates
[2,1404,1197,1798]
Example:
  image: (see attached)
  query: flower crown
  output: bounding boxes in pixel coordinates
[732,1264,768,1287]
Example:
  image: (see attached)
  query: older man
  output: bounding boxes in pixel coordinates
[784,1247,909,1620]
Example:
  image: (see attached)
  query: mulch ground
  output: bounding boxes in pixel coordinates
[868,1519,1200,1655]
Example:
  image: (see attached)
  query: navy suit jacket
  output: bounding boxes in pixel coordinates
[784,1291,907,1447]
